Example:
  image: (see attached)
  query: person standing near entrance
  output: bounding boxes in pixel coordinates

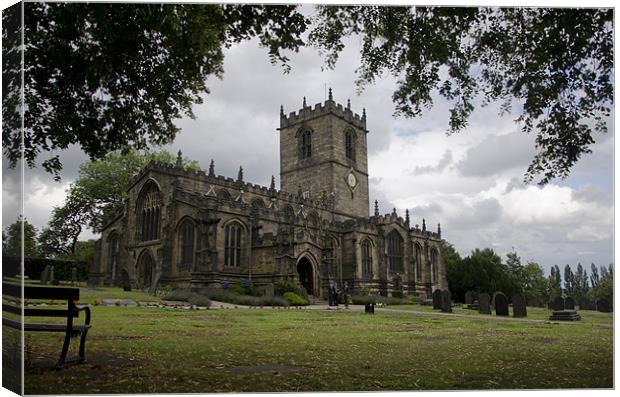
[331,282,339,307]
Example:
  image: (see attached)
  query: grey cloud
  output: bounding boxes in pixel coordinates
[457,131,536,178]
[412,150,452,175]
[503,177,527,194]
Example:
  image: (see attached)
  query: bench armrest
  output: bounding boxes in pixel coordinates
[75,305,91,327]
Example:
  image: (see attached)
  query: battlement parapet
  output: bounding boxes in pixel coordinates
[280,98,367,131]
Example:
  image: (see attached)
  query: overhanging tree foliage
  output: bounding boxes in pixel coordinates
[310,6,613,184]
[2,2,308,179]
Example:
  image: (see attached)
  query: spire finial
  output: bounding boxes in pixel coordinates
[270,175,276,190]
[303,96,307,108]
[392,207,397,216]
[405,209,410,225]
[374,200,379,216]
[176,150,183,168]
[347,98,351,109]
[328,87,333,101]
[280,104,284,116]
[362,107,367,120]
[437,222,441,237]
[422,218,426,231]
[237,166,244,182]
[208,159,215,177]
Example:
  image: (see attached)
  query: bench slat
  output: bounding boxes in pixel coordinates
[2,317,90,332]
[2,282,79,300]
[3,304,79,318]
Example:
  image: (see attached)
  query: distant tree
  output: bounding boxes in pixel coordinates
[522,262,550,305]
[39,149,199,256]
[590,263,600,288]
[311,6,613,184]
[505,250,525,290]
[446,247,519,301]
[564,264,575,297]
[55,240,96,265]
[548,265,562,297]
[2,218,40,257]
[573,263,590,302]
[2,2,309,179]
[587,264,613,305]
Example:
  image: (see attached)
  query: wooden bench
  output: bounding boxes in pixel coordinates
[2,282,91,369]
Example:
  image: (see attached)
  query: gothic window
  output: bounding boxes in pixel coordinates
[108,233,120,279]
[345,130,355,160]
[361,239,373,278]
[387,230,404,272]
[429,248,438,284]
[179,219,195,267]
[224,222,242,267]
[137,181,162,241]
[415,243,423,281]
[299,130,312,159]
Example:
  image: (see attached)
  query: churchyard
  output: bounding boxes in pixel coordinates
[6,286,613,393]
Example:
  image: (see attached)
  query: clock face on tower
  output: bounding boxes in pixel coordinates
[347,172,357,188]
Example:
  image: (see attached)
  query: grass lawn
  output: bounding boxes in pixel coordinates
[12,303,613,393]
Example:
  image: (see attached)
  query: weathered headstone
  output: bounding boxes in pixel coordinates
[40,265,51,285]
[579,297,594,311]
[465,290,475,305]
[493,292,509,316]
[49,266,59,285]
[71,267,77,285]
[549,296,581,321]
[551,296,564,311]
[478,293,491,315]
[432,289,442,310]
[564,297,575,310]
[441,290,452,313]
[121,270,131,292]
[512,293,527,317]
[596,299,610,313]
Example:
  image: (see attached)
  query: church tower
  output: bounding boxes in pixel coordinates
[279,89,369,219]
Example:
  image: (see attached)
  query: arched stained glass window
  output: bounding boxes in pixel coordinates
[345,130,355,160]
[387,231,404,273]
[138,181,162,241]
[179,219,195,267]
[300,130,312,159]
[362,239,372,278]
[224,223,242,267]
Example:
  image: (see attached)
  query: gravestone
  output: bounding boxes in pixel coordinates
[49,266,59,285]
[441,290,452,313]
[564,297,575,310]
[596,299,610,313]
[465,290,475,305]
[493,292,509,316]
[579,297,594,311]
[551,296,565,311]
[71,267,77,285]
[40,265,51,285]
[512,293,527,317]
[478,293,491,315]
[549,296,581,321]
[432,289,442,310]
[121,270,131,292]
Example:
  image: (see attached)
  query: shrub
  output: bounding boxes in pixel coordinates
[274,279,307,298]
[187,293,211,307]
[392,290,404,299]
[283,292,309,306]
[163,288,192,302]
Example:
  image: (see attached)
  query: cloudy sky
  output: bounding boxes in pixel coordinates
[2,3,614,275]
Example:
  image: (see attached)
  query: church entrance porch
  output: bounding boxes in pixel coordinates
[296,256,315,296]
[136,252,154,290]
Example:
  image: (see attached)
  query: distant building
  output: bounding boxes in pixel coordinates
[90,90,448,298]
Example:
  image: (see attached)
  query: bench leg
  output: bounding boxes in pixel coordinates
[54,331,72,370]
[77,329,88,363]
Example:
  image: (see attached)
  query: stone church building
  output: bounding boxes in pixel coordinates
[90,91,448,298]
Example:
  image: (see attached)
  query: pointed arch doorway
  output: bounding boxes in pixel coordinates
[296,256,317,296]
[136,251,154,290]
